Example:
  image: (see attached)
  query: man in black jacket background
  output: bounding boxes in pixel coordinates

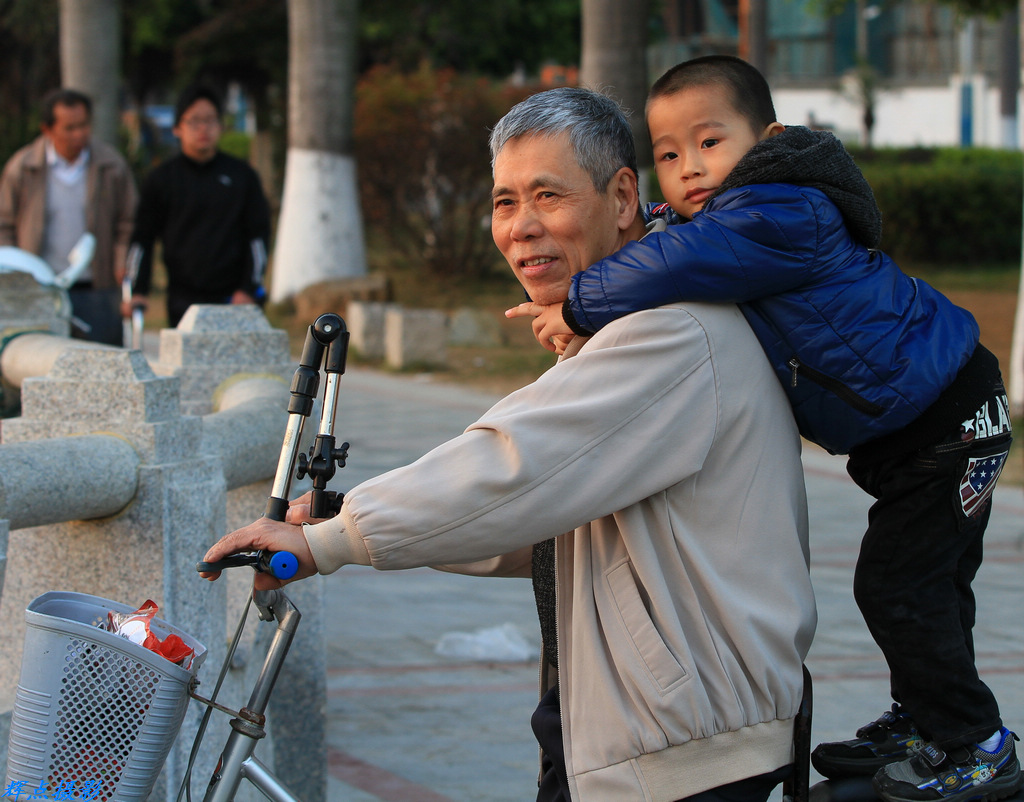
[124,84,271,327]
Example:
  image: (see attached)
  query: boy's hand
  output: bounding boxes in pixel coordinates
[505,302,575,355]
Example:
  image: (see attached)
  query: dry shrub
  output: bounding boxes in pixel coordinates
[354,64,534,279]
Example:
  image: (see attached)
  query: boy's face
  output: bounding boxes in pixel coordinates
[648,85,783,219]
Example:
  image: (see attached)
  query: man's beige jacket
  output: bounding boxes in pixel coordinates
[305,301,817,801]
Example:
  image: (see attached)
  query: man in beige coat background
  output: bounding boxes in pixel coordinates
[0,88,137,344]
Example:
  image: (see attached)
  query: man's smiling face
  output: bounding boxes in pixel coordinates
[491,131,630,305]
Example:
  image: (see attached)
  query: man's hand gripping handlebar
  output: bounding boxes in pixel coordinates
[197,513,319,590]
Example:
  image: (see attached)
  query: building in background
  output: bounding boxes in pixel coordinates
[649,0,1019,148]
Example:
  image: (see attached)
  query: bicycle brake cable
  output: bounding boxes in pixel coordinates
[175,582,255,802]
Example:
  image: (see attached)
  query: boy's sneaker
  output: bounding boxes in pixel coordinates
[811,705,923,778]
[873,728,1023,802]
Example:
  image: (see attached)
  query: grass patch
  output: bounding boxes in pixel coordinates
[428,344,558,394]
[906,262,1020,293]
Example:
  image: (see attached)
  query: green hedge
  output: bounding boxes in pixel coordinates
[218,130,252,160]
[853,147,1022,266]
[646,147,1023,267]
[353,65,535,280]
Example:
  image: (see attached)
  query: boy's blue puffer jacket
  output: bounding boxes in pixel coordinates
[565,183,980,455]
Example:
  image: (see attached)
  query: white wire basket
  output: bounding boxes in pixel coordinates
[4,590,207,802]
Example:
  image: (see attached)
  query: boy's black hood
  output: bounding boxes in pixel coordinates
[712,125,882,248]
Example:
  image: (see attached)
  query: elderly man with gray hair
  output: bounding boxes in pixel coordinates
[203,87,816,802]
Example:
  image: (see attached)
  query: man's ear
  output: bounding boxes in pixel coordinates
[610,166,639,230]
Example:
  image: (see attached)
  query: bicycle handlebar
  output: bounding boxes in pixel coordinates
[195,550,299,580]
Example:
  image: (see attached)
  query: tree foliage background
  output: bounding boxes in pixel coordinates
[354,65,534,278]
[812,0,1015,18]
[0,0,581,163]
[0,0,585,278]
[0,0,60,159]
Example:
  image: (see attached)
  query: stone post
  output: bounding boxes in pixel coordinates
[0,272,75,416]
[0,272,70,339]
[153,304,292,416]
[0,306,329,801]
[0,520,7,623]
[0,347,226,801]
[384,306,449,369]
[155,304,327,802]
[347,300,397,360]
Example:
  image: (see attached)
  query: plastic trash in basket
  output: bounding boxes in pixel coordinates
[5,591,207,802]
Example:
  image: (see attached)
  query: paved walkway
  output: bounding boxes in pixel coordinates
[310,368,1024,801]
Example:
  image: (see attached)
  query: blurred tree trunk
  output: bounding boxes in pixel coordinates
[1011,0,1024,416]
[580,0,652,203]
[59,0,120,147]
[270,0,366,302]
[739,0,769,75]
[998,6,1018,148]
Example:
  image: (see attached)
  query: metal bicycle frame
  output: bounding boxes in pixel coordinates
[201,589,303,802]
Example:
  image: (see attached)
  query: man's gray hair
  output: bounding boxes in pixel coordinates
[489,87,639,192]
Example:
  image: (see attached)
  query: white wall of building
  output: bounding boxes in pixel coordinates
[773,76,1017,149]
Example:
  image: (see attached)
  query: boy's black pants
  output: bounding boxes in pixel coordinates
[847,388,1012,751]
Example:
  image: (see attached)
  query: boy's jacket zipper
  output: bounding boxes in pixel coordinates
[788,356,886,416]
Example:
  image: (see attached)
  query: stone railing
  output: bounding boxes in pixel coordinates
[0,301,326,802]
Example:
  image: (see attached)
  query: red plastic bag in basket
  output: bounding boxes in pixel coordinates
[106,599,195,669]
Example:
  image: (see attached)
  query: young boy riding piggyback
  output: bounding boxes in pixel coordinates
[508,55,1020,802]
